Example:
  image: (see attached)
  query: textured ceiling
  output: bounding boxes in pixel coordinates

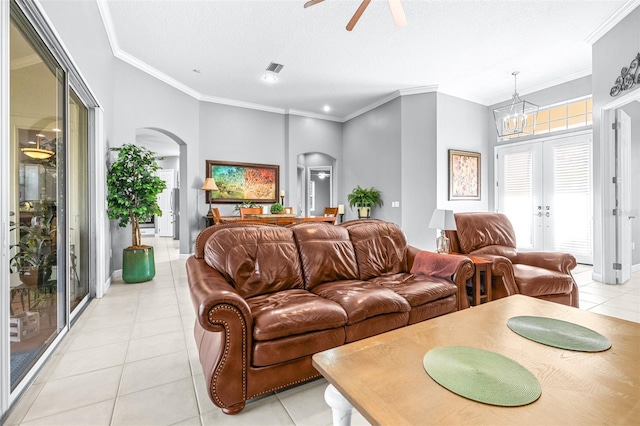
[100,0,630,122]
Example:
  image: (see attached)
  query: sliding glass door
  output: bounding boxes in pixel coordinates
[8,7,66,390]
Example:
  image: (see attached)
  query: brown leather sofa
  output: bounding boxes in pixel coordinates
[446,212,579,307]
[187,219,474,415]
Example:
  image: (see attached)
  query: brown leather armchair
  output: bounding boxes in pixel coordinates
[446,212,579,307]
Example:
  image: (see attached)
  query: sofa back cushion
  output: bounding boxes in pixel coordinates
[454,212,517,254]
[292,223,359,290]
[204,225,304,298]
[343,220,408,280]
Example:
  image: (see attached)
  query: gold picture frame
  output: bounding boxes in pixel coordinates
[449,150,481,200]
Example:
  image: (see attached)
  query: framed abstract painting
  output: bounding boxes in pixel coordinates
[449,150,481,200]
[205,160,279,204]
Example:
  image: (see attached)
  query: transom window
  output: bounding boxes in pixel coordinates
[502,96,592,140]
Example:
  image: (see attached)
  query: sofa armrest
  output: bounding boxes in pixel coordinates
[409,247,474,310]
[186,256,252,414]
[513,251,577,274]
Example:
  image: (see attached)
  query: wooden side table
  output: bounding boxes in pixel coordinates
[467,255,492,306]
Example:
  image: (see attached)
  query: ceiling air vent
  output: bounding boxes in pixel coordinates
[266,62,284,73]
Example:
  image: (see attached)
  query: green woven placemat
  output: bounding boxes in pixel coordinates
[423,346,541,406]
[507,316,611,352]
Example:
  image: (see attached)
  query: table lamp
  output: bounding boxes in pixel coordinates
[201,178,219,213]
[428,209,456,254]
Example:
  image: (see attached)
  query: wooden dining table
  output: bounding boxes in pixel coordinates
[209,214,337,226]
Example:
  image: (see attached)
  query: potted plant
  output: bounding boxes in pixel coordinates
[347,185,383,218]
[9,210,57,287]
[233,200,259,215]
[107,144,166,283]
[270,202,284,214]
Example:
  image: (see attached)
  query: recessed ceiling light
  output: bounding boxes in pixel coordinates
[262,72,278,83]
[323,105,331,113]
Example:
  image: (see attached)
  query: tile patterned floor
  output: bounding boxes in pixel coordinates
[5,237,639,425]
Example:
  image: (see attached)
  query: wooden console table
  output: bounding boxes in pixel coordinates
[204,214,336,227]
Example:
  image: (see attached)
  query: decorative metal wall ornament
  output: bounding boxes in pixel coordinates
[610,52,640,97]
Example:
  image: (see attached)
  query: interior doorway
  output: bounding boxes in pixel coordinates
[135,128,185,244]
[600,90,640,284]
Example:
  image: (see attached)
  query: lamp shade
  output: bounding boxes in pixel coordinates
[428,209,456,231]
[201,178,219,191]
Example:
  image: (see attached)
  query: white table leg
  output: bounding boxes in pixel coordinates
[324,384,353,426]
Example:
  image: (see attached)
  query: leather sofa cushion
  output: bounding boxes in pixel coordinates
[367,273,458,307]
[292,223,359,290]
[312,280,410,325]
[346,221,408,280]
[204,226,304,299]
[252,328,345,367]
[455,212,517,253]
[248,289,347,341]
[512,264,575,297]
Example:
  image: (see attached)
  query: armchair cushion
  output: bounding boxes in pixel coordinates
[511,264,576,298]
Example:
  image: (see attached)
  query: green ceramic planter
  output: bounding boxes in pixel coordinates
[122,246,155,283]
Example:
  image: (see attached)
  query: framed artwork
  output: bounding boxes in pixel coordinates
[449,150,481,200]
[205,160,279,204]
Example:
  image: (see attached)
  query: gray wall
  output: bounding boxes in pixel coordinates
[400,93,438,250]
[343,97,402,223]
[287,115,343,213]
[198,103,285,217]
[437,93,489,212]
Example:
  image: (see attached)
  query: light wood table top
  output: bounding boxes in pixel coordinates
[313,295,640,425]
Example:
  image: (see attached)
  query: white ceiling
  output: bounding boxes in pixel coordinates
[99,0,633,123]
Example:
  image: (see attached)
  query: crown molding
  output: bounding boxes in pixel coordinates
[199,94,285,115]
[287,109,343,123]
[484,68,592,107]
[95,0,118,56]
[584,0,640,45]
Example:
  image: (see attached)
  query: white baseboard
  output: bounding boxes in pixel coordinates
[632,264,640,273]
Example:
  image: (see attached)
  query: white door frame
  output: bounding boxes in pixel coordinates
[598,89,640,284]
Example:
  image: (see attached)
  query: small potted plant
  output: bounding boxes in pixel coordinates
[270,202,284,214]
[107,144,166,283]
[233,200,259,215]
[347,185,383,218]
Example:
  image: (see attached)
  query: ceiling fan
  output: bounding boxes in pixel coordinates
[304,0,407,31]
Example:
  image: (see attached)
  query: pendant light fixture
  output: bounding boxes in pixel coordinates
[21,133,54,160]
[493,72,539,138]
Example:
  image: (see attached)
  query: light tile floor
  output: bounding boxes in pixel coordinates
[5,237,639,425]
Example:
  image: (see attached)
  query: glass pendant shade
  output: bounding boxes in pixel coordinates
[21,147,55,159]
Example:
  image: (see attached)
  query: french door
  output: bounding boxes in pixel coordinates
[496,132,593,264]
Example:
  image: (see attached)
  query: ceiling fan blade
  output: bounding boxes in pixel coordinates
[304,0,324,8]
[346,0,371,31]
[388,0,407,27]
